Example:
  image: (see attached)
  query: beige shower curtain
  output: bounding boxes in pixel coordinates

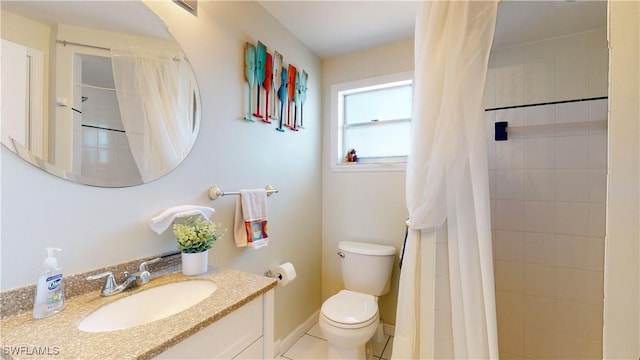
[393,1,499,359]
[111,47,197,182]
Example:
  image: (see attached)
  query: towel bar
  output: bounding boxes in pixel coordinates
[208,185,278,200]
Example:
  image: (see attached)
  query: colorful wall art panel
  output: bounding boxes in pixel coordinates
[242,41,308,133]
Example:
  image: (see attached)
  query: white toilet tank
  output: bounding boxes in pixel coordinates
[338,241,396,296]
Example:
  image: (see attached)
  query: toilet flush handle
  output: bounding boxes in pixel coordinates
[337,252,345,258]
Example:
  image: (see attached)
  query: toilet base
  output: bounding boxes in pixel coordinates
[327,341,373,360]
[319,290,380,360]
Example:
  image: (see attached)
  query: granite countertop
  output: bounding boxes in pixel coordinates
[0,267,277,360]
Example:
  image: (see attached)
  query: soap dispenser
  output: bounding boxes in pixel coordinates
[33,247,65,319]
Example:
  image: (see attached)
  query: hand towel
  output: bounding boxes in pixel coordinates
[149,205,215,234]
[234,189,269,249]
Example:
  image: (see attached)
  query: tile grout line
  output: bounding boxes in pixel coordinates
[379,336,391,360]
[305,333,328,342]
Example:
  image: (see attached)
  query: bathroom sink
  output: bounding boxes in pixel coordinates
[78,280,217,332]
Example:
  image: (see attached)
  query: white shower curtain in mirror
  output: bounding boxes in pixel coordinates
[393,1,498,359]
[111,47,195,182]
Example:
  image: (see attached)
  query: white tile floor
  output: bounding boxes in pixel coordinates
[280,322,393,360]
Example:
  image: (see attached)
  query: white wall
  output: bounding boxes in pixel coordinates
[0,0,322,345]
[321,40,413,325]
[604,1,640,358]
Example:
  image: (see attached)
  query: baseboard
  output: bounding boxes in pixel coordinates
[274,310,320,358]
[383,323,395,337]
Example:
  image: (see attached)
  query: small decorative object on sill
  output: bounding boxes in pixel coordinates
[173,216,224,275]
[345,148,358,163]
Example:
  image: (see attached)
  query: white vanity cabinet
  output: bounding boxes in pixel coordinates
[156,289,274,359]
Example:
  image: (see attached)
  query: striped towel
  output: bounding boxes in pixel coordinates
[234,189,269,250]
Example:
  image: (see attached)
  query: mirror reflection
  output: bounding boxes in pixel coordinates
[0,1,201,187]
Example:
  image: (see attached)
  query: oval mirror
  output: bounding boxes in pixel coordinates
[0,1,201,187]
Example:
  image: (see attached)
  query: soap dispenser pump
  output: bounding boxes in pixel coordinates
[33,247,65,319]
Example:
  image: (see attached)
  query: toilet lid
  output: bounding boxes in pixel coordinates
[339,241,396,256]
[321,290,378,325]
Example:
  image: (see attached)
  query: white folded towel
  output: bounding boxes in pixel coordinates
[149,205,215,234]
[234,189,269,250]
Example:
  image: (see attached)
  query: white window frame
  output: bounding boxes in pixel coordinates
[330,71,413,172]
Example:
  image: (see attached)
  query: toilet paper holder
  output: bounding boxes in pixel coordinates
[264,262,296,286]
[264,269,283,280]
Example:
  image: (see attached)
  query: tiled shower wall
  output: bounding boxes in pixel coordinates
[484,29,608,359]
[80,86,141,186]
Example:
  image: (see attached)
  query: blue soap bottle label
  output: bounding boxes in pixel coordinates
[45,273,64,310]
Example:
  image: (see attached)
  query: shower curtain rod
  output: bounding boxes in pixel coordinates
[57,39,184,61]
[56,39,110,51]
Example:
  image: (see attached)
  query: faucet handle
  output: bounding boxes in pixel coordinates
[86,271,114,281]
[136,271,151,286]
[138,257,161,272]
[86,271,118,295]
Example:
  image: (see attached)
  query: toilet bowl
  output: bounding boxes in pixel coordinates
[319,241,396,359]
[319,290,379,359]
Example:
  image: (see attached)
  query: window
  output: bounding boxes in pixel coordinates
[330,72,413,171]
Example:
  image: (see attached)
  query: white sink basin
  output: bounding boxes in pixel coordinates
[78,280,217,332]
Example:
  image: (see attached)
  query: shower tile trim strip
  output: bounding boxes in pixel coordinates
[485,96,608,112]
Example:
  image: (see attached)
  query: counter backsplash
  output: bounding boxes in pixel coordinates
[0,251,182,319]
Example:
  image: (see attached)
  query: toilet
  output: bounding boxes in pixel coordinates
[319,241,396,359]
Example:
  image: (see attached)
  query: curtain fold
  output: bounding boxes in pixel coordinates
[393,1,499,359]
[111,47,196,182]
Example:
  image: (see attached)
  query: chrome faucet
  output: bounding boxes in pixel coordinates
[86,258,161,296]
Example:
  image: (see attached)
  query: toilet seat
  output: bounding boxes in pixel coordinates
[321,290,378,329]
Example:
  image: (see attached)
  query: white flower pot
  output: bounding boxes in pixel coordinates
[181,250,209,275]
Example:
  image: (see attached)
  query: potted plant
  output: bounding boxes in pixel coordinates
[173,216,224,275]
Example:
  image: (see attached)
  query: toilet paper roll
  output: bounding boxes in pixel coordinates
[272,262,296,286]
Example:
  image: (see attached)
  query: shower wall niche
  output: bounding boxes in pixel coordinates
[485,29,607,360]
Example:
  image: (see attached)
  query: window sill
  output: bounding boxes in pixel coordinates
[331,161,406,172]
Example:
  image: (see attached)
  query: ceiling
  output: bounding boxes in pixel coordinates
[1,1,171,40]
[2,1,606,60]
[258,0,607,59]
